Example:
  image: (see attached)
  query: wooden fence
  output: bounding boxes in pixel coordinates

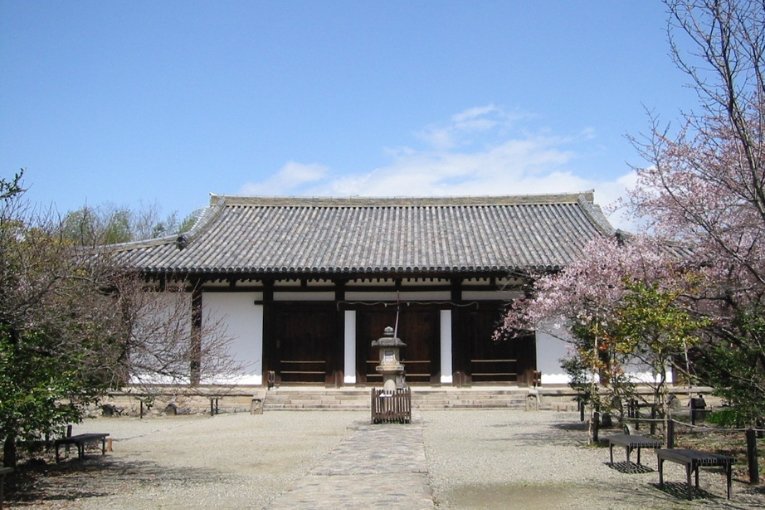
[371,388,411,424]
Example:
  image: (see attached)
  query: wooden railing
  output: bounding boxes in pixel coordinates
[470,358,518,382]
[279,360,326,382]
[371,387,411,424]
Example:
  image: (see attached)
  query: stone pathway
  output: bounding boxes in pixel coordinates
[267,416,435,509]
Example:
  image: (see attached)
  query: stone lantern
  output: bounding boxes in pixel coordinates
[372,326,407,392]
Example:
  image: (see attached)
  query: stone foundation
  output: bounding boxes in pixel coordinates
[93,386,263,417]
[89,384,719,416]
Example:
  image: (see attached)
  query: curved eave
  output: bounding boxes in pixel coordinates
[133,263,562,281]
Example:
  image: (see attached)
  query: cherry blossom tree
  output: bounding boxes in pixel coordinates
[628,0,765,425]
[498,235,705,441]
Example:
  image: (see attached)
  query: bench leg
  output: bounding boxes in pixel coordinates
[609,444,614,464]
[636,447,641,466]
[686,464,693,500]
[694,465,700,490]
[658,458,664,488]
[625,446,631,464]
[101,438,106,455]
[726,463,732,499]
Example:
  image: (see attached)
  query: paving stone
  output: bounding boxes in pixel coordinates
[268,416,434,509]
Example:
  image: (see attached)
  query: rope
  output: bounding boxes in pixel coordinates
[622,415,765,433]
[336,300,480,310]
[669,418,765,434]
[394,290,400,338]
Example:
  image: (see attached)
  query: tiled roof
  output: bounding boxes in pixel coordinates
[106,191,615,277]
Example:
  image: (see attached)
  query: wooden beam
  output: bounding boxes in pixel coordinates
[450,278,462,302]
[334,279,346,301]
[190,280,203,386]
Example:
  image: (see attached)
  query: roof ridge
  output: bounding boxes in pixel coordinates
[576,192,615,236]
[97,232,176,252]
[98,196,226,252]
[209,192,594,208]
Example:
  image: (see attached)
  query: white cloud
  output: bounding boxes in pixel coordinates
[238,106,637,230]
[415,104,528,150]
[597,169,645,232]
[240,161,327,195]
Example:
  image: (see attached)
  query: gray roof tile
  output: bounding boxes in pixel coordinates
[106,192,615,277]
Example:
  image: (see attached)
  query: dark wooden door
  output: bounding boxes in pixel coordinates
[453,305,536,384]
[356,305,440,384]
[272,303,338,384]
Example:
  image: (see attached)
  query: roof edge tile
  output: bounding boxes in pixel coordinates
[208,192,590,208]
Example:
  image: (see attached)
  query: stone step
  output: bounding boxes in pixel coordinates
[262,388,534,411]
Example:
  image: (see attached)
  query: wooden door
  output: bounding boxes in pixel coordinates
[272,303,338,384]
[356,305,440,384]
[453,305,536,384]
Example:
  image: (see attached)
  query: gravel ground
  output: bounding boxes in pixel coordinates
[6,409,765,509]
[11,412,361,509]
[422,410,765,509]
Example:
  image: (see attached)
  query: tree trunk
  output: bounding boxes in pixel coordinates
[3,432,17,468]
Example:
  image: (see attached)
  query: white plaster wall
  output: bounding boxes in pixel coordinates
[203,292,263,385]
[535,329,573,385]
[344,311,356,384]
[623,358,674,384]
[129,291,193,385]
[440,310,453,384]
[536,324,675,386]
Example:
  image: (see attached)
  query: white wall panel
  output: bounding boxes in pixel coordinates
[344,311,356,384]
[440,310,453,384]
[536,328,572,385]
[203,292,263,385]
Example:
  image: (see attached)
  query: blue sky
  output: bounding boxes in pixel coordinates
[0,1,695,229]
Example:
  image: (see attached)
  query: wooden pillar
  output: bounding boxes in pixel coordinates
[335,280,347,386]
[260,280,275,382]
[747,428,759,484]
[190,280,203,386]
[667,416,675,448]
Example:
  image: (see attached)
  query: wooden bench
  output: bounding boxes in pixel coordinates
[608,433,663,466]
[656,448,733,500]
[0,466,12,510]
[54,433,110,463]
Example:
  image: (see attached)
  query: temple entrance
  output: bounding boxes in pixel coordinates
[355,305,440,384]
[453,305,536,384]
[270,302,339,384]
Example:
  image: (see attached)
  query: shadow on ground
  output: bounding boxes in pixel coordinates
[438,479,676,510]
[651,480,718,501]
[550,421,591,432]
[607,461,655,474]
[6,455,221,506]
